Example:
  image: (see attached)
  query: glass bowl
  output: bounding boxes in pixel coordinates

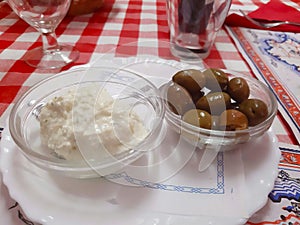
[9,66,165,178]
[160,69,278,170]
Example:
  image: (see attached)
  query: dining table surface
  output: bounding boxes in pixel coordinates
[0,0,300,224]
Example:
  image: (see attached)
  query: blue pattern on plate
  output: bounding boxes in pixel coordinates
[105,152,225,194]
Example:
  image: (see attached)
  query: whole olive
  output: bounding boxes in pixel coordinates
[172,69,206,94]
[203,68,229,91]
[196,92,231,115]
[167,82,195,115]
[211,115,220,130]
[227,77,250,103]
[239,99,268,126]
[183,109,212,129]
[219,109,249,131]
[191,90,205,104]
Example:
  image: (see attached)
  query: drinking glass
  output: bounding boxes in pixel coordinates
[166,0,232,60]
[7,0,79,69]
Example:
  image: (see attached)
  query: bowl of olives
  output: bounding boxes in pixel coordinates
[161,68,278,156]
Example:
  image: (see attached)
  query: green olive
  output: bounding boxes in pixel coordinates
[167,82,195,115]
[239,99,268,126]
[196,92,231,115]
[172,69,206,94]
[227,77,250,103]
[203,68,229,91]
[191,90,205,104]
[183,109,212,129]
[219,109,249,131]
[211,115,220,130]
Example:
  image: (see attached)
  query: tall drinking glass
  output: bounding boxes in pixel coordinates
[166,0,232,60]
[7,0,79,69]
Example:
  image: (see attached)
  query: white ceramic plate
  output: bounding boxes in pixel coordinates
[0,58,281,225]
[0,176,27,225]
[0,174,14,225]
[0,122,280,225]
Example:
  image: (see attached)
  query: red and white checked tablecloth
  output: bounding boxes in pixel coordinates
[0,0,300,224]
[0,0,298,143]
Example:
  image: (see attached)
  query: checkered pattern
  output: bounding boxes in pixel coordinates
[0,0,298,145]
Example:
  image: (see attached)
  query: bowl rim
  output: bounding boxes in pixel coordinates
[9,66,166,170]
[161,68,278,137]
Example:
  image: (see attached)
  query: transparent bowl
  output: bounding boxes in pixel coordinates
[9,66,165,178]
[160,69,278,171]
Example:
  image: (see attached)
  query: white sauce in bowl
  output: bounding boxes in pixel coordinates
[39,85,148,161]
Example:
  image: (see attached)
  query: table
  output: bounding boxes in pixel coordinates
[0,0,299,224]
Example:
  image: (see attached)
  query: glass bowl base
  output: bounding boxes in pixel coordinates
[24,45,80,69]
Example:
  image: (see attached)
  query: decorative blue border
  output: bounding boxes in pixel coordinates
[105,152,225,194]
[261,33,300,74]
[269,169,300,203]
